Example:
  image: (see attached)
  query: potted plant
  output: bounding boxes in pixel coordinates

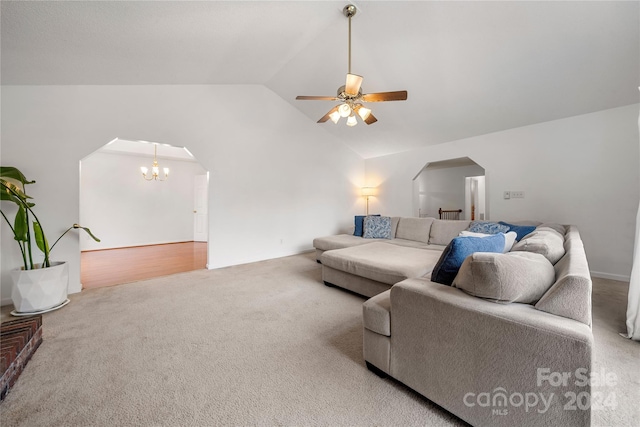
[1,166,100,315]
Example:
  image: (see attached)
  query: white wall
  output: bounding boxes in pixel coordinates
[80,151,206,250]
[1,85,364,304]
[476,176,486,220]
[366,104,640,281]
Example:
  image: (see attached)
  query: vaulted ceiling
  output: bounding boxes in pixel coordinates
[2,1,638,158]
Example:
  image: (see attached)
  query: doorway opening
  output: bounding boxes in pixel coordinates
[413,157,486,220]
[79,138,209,289]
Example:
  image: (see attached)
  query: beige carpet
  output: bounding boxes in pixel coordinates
[0,252,638,426]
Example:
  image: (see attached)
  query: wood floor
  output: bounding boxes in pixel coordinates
[81,242,207,289]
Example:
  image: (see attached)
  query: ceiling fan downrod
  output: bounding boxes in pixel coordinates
[344,4,357,75]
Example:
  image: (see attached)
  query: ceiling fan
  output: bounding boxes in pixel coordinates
[296,4,408,126]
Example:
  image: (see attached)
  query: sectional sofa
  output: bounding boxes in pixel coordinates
[313,216,593,427]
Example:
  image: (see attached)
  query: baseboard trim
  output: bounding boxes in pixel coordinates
[1,297,13,307]
[207,249,315,270]
[82,240,205,252]
[590,271,630,282]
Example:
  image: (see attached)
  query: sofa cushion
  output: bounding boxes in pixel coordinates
[363,290,391,336]
[387,238,431,249]
[498,221,536,241]
[511,228,565,264]
[313,234,383,252]
[429,220,471,245]
[452,252,556,304]
[354,215,380,237]
[459,231,517,253]
[321,242,442,285]
[390,217,400,239]
[431,234,505,286]
[395,217,434,244]
[468,221,509,234]
[363,216,392,239]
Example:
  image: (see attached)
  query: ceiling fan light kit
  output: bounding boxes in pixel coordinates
[296,4,408,127]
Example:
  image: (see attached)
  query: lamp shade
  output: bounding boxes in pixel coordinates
[361,187,377,197]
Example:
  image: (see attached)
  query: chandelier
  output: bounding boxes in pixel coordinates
[140,144,169,181]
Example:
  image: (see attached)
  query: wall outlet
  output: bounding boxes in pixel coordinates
[511,191,525,198]
[503,191,510,199]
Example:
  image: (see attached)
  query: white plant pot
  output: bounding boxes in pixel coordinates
[11,261,69,314]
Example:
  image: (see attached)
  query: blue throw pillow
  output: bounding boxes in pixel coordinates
[354,214,380,237]
[431,234,505,285]
[363,216,392,239]
[468,221,510,234]
[499,221,536,241]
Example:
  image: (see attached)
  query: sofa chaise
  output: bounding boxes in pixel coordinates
[313,216,593,427]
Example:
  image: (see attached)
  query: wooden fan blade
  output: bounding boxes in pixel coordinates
[345,74,363,96]
[361,91,408,102]
[296,95,339,101]
[364,112,378,125]
[317,106,339,123]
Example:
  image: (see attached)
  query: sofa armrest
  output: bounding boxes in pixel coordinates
[388,278,592,427]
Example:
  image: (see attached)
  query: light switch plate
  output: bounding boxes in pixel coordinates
[503,191,510,199]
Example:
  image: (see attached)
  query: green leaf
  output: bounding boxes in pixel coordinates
[0,167,35,186]
[0,189,21,203]
[74,224,101,242]
[13,206,28,242]
[34,221,50,254]
[0,178,32,202]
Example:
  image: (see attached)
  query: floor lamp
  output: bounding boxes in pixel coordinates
[361,187,377,215]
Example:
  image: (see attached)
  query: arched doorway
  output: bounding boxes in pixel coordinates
[413,157,486,220]
[79,138,209,288]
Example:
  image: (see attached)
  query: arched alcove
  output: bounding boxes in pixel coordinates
[413,157,487,220]
[79,138,209,288]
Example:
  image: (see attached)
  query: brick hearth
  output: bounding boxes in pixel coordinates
[1,315,43,400]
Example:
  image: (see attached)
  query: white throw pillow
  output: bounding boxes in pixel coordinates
[459,231,517,253]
